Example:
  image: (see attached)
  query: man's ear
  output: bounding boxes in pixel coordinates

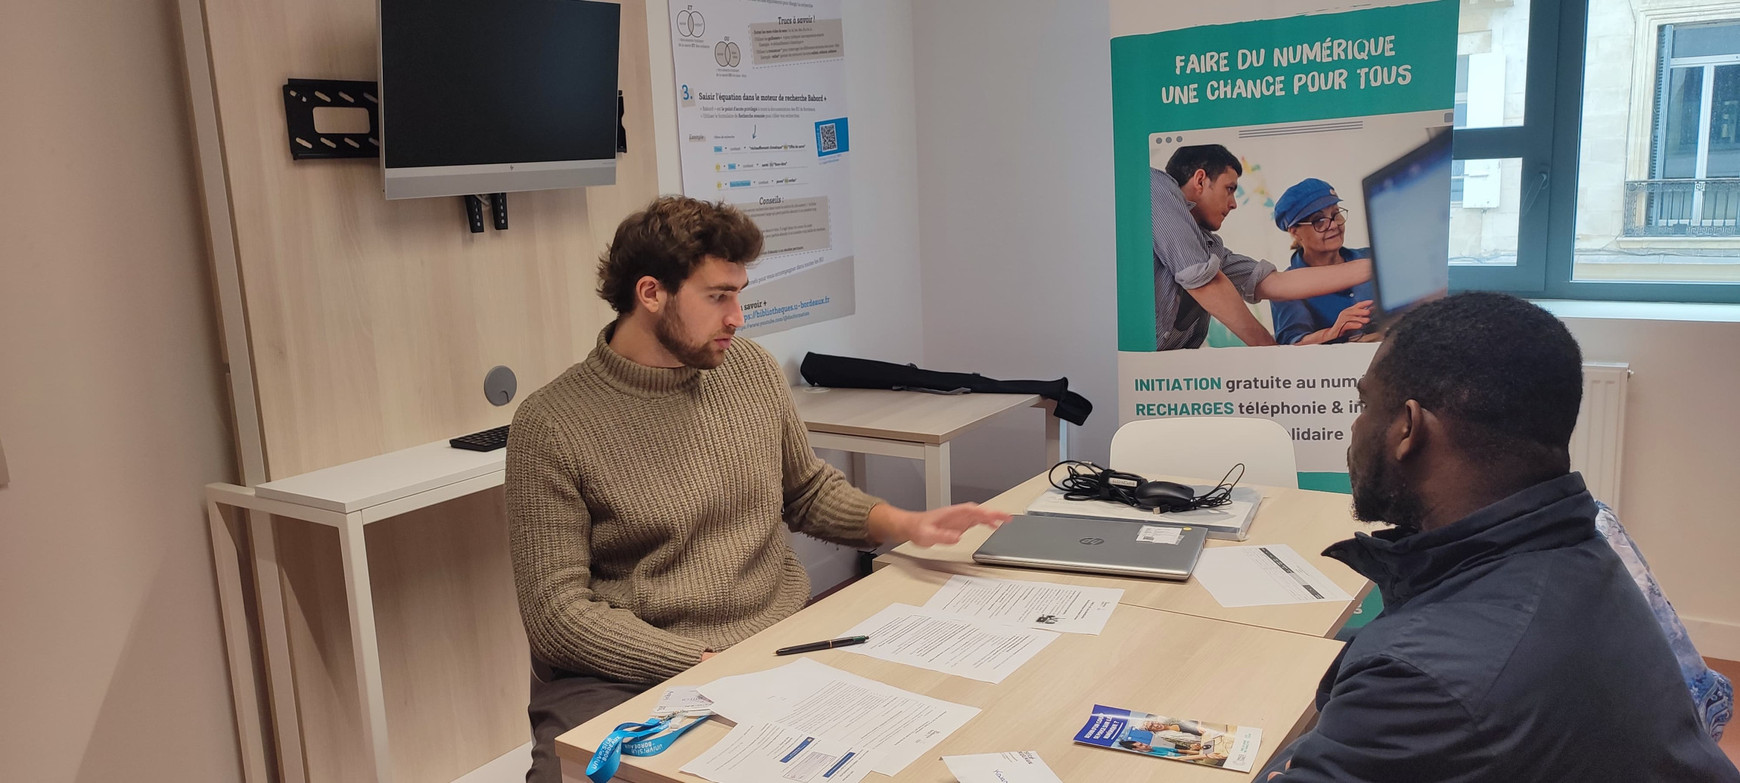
[634,275,667,314]
[1188,169,1208,193]
[1394,399,1426,462]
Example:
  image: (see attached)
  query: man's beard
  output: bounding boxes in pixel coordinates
[654,307,730,370]
[1350,446,1426,536]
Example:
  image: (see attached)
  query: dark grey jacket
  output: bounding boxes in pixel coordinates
[1261,474,1740,782]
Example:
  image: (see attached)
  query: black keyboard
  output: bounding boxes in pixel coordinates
[450,424,510,452]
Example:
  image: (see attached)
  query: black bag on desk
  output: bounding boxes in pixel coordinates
[798,352,1093,426]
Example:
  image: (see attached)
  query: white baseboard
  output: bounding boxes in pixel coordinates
[1683,616,1740,663]
[460,741,531,783]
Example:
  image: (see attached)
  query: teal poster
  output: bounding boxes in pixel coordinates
[1109,0,1457,483]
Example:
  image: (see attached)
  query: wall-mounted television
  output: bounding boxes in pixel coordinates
[378,0,621,200]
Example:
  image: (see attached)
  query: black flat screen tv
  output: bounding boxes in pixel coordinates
[379,0,621,199]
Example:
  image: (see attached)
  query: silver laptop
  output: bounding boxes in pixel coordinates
[972,514,1209,580]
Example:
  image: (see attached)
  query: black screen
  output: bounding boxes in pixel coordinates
[380,0,621,169]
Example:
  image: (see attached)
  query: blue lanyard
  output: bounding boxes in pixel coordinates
[586,713,711,783]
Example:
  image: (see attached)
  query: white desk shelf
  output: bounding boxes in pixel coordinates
[789,387,1067,509]
[206,438,517,783]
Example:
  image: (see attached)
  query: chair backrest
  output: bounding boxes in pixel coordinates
[1595,502,1732,741]
[1108,417,1299,489]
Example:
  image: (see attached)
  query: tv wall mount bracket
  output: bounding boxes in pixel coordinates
[282,78,380,160]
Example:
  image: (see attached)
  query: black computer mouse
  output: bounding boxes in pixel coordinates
[1132,480,1196,512]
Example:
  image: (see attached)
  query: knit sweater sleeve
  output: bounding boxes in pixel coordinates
[755,352,881,545]
[506,408,710,683]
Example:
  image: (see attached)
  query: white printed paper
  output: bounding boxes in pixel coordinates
[942,751,1065,783]
[652,685,714,717]
[1193,545,1354,607]
[1137,525,1184,545]
[699,658,980,776]
[840,604,1059,683]
[669,0,856,334]
[680,721,875,783]
[923,574,1123,635]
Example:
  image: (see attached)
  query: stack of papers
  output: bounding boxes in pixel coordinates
[1192,544,1353,607]
[682,575,1132,783]
[697,658,981,776]
[1024,486,1263,540]
[830,574,1126,683]
[681,721,878,783]
[837,604,1058,684]
[924,574,1124,635]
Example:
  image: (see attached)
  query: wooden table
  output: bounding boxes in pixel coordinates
[555,563,1345,782]
[876,472,1373,638]
[790,387,1065,509]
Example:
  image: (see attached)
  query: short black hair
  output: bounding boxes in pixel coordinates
[1164,145,1243,188]
[1369,292,1583,474]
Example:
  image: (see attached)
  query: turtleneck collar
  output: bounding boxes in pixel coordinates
[1324,473,1598,610]
[584,323,703,398]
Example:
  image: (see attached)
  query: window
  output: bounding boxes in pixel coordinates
[1454,54,1470,130]
[1640,22,1740,236]
[1446,0,1553,292]
[1450,0,1740,303]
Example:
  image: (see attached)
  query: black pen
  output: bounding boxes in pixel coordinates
[775,635,869,656]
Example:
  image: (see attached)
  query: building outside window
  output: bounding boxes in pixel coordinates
[1452,0,1740,293]
[1636,21,1740,236]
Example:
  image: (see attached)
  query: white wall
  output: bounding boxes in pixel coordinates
[1557,314,1740,661]
[645,0,930,590]
[0,1,242,780]
[911,0,1120,499]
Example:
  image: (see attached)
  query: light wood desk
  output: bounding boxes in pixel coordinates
[876,472,1373,639]
[790,387,1065,509]
[555,562,1344,782]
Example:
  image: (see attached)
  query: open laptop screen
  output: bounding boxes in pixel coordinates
[1362,131,1453,322]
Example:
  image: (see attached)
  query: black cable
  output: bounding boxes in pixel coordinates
[1046,460,1245,512]
[1048,460,1147,507]
[1191,463,1246,510]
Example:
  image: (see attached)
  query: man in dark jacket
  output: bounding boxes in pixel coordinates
[1260,292,1739,782]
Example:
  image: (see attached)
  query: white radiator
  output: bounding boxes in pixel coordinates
[1570,362,1631,509]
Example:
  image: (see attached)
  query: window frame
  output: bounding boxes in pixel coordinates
[1448,0,1740,305]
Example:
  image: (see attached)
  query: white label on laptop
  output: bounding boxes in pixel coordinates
[1137,525,1185,545]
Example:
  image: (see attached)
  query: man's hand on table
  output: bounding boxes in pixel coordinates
[868,503,1011,548]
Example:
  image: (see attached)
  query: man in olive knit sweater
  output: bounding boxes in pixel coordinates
[506,196,1009,782]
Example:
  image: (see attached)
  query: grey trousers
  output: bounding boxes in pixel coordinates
[526,661,649,783]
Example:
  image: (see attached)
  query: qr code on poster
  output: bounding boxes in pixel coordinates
[818,122,838,153]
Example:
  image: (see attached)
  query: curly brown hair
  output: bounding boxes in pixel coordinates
[596,196,763,315]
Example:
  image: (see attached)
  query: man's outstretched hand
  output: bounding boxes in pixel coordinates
[869,502,1011,547]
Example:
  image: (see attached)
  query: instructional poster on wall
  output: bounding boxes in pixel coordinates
[1109,0,1457,486]
[669,0,855,336]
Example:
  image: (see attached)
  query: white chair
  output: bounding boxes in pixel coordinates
[1108,417,1299,489]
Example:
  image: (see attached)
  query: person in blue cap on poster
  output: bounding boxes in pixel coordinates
[1149,146,1374,351]
[1268,178,1376,345]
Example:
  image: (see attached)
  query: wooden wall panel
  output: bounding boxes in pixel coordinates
[201,0,656,480]
[368,489,528,783]
[271,490,529,782]
[270,518,362,781]
[193,0,659,779]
